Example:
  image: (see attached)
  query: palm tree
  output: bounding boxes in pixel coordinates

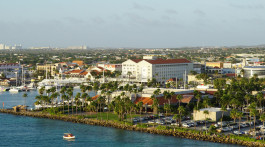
[86,96,93,115]
[203,96,210,108]
[260,113,265,140]
[178,106,185,127]
[248,102,257,131]
[75,92,81,114]
[193,106,199,129]
[164,103,171,117]
[22,93,28,108]
[176,94,183,108]
[50,92,59,113]
[60,87,66,112]
[230,109,238,123]
[250,108,258,137]
[173,114,180,127]
[203,110,209,129]
[137,101,143,124]
[256,92,263,109]
[220,106,227,130]
[66,87,73,114]
[81,93,88,111]
[195,94,201,109]
[151,97,159,115]
[65,95,70,115]
[236,111,243,133]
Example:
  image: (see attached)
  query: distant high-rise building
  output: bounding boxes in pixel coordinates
[0,44,5,49]
[0,43,22,49]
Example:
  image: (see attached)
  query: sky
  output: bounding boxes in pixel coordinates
[0,0,265,48]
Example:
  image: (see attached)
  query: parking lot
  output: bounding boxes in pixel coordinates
[132,114,265,139]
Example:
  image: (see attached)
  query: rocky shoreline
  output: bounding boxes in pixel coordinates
[0,109,264,147]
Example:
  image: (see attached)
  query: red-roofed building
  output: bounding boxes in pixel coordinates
[134,94,195,107]
[122,58,193,83]
[64,70,87,78]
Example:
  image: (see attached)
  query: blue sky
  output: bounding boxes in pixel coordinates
[0,0,265,48]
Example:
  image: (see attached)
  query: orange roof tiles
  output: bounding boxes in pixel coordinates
[134,94,195,106]
[92,95,100,100]
[80,71,88,75]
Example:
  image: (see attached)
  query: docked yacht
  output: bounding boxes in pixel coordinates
[0,86,10,92]
[9,87,22,93]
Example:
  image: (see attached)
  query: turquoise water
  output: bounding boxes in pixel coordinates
[0,91,240,147]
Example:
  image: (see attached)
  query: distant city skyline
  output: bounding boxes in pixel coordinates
[1,0,265,48]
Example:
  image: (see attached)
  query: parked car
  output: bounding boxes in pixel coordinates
[230,125,239,130]
[171,122,180,126]
[217,121,227,127]
[182,123,191,128]
[133,118,139,122]
[148,120,155,124]
[155,119,165,125]
[222,127,232,132]
[233,131,243,135]
[240,123,248,128]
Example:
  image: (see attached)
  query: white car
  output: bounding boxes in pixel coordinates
[148,120,155,124]
[182,123,191,128]
[171,122,180,126]
[233,131,243,135]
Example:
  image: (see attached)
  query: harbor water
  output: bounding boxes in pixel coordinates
[0,90,239,147]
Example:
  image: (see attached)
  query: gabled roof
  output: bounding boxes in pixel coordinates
[131,59,143,63]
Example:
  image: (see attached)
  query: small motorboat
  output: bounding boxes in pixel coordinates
[63,133,75,139]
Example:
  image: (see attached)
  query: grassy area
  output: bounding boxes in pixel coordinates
[84,112,144,121]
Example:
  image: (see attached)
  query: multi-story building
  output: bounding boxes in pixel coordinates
[122,58,193,83]
[0,63,20,71]
[206,62,223,68]
[36,64,61,76]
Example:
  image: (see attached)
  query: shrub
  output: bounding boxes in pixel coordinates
[156,125,170,130]
[137,123,148,128]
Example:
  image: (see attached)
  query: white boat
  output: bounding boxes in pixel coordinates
[0,86,10,92]
[9,87,22,93]
[63,133,75,139]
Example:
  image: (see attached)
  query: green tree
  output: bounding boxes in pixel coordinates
[22,93,28,109]
[178,106,185,127]
[236,111,243,133]
[203,110,209,129]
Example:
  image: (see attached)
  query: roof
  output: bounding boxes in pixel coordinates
[226,73,236,77]
[92,95,100,100]
[132,59,143,63]
[134,94,195,106]
[167,78,176,82]
[131,58,191,64]
[64,70,84,74]
[145,59,191,64]
[80,71,88,75]
[134,97,153,105]
[199,107,222,112]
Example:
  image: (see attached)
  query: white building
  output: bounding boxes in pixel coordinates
[97,64,122,72]
[193,107,230,121]
[122,58,193,83]
[0,63,20,71]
